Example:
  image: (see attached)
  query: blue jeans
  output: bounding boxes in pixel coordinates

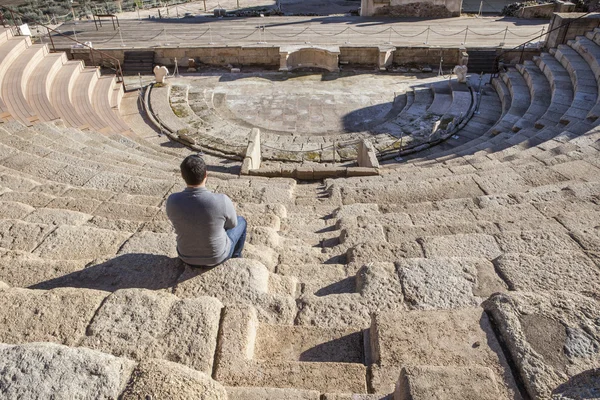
[226,216,247,259]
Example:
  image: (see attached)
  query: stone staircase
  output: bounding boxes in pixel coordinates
[0,23,599,400]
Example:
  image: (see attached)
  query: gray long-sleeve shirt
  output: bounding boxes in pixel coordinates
[166,187,237,266]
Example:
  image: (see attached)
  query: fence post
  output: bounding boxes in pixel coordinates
[47,26,56,51]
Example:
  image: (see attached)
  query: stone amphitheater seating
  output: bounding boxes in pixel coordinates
[0,23,599,400]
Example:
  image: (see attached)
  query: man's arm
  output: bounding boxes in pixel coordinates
[223,195,238,229]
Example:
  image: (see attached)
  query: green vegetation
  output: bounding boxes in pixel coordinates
[2,0,197,25]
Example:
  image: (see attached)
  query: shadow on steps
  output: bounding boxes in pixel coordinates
[29,253,194,292]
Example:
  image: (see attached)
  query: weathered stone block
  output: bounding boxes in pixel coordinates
[370,308,521,398]
[0,343,135,400]
[0,287,107,346]
[83,289,222,374]
[120,358,227,400]
[395,366,502,400]
[483,291,600,399]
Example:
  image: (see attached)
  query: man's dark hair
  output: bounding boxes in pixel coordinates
[180,155,207,185]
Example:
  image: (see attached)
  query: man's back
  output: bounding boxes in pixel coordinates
[166,187,237,266]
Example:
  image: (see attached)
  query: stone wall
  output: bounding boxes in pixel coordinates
[361,0,462,17]
[393,47,461,68]
[545,12,600,49]
[339,47,380,66]
[518,1,575,19]
[66,45,463,70]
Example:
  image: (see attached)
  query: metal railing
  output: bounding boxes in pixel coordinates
[489,11,594,83]
[0,6,126,91]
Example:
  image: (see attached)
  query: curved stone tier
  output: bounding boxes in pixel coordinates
[149,73,479,163]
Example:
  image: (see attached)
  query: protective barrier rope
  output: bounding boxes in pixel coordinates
[507,28,545,38]
[466,28,507,36]
[267,26,310,38]
[428,28,467,36]
[170,28,210,40]
[390,27,430,37]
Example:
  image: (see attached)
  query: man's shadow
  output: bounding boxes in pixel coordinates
[31,253,196,292]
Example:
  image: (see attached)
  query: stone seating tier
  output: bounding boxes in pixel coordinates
[0,28,130,135]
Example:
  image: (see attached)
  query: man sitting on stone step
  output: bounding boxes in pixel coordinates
[166,154,246,267]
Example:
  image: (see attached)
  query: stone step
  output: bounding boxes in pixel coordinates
[1,44,48,126]
[514,62,552,131]
[73,68,113,133]
[553,45,597,117]
[483,291,600,399]
[369,308,521,399]
[50,60,87,128]
[0,341,228,399]
[215,305,368,394]
[0,36,32,118]
[92,76,131,134]
[26,52,68,122]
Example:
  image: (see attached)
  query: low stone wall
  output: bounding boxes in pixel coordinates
[361,0,462,17]
[545,12,600,49]
[393,47,461,68]
[519,1,575,19]
[66,45,471,71]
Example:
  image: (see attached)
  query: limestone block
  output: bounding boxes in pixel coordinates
[494,252,600,293]
[347,241,423,263]
[268,273,298,297]
[295,293,373,328]
[0,251,89,288]
[473,169,531,195]
[276,262,349,296]
[0,200,34,219]
[47,196,103,214]
[23,208,93,226]
[495,230,582,256]
[93,201,160,221]
[0,342,135,400]
[236,203,287,219]
[87,216,142,233]
[82,289,222,374]
[0,220,54,252]
[396,257,506,310]
[154,65,169,83]
[370,308,521,398]
[419,233,502,260]
[244,242,279,271]
[245,128,262,171]
[245,213,281,231]
[296,263,405,330]
[395,366,501,400]
[227,386,320,400]
[333,203,380,219]
[174,258,295,324]
[323,394,391,400]
[256,324,363,364]
[483,291,600,399]
[33,225,131,260]
[340,224,386,248]
[216,305,367,393]
[117,231,177,257]
[120,358,227,400]
[358,140,379,169]
[0,287,108,346]
[248,226,280,248]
